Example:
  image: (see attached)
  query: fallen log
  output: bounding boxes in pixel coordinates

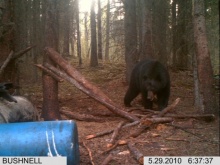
[127,142,143,164]
[0,96,38,123]
[141,117,173,127]
[165,114,215,121]
[42,49,139,122]
[101,153,114,165]
[128,126,149,138]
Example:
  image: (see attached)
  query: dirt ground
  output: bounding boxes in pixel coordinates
[23,62,219,165]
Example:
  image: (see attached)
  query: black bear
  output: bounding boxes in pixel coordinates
[124,59,170,111]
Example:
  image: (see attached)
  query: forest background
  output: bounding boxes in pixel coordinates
[0,0,219,163]
[0,0,219,115]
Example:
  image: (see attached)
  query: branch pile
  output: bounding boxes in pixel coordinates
[83,98,216,164]
[35,47,216,164]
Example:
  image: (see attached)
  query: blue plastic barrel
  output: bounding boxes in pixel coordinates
[0,120,80,165]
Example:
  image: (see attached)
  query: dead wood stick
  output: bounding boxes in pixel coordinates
[60,109,104,122]
[127,142,144,165]
[0,51,14,76]
[165,137,188,142]
[34,64,63,82]
[141,117,173,127]
[165,114,215,121]
[128,107,160,114]
[107,121,125,148]
[86,121,140,140]
[44,60,139,122]
[86,130,113,140]
[82,141,95,165]
[101,154,114,165]
[103,140,127,154]
[12,45,36,60]
[128,126,149,138]
[157,98,181,117]
[167,123,219,144]
[0,45,36,76]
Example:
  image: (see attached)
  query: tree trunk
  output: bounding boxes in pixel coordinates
[32,0,40,82]
[84,12,89,58]
[104,0,110,61]
[175,0,188,69]
[76,0,82,65]
[172,0,177,67]
[192,52,201,107]
[63,0,70,57]
[140,0,153,60]
[136,0,142,60]
[124,0,138,83]
[90,0,98,67]
[97,0,103,60]
[152,0,168,65]
[42,0,61,120]
[193,0,218,114]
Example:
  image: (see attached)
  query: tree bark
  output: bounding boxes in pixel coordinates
[90,0,98,67]
[97,0,103,60]
[127,142,144,164]
[104,0,110,61]
[172,0,177,66]
[124,0,138,82]
[62,0,70,57]
[152,0,168,65]
[42,0,61,120]
[140,0,153,60]
[84,12,89,58]
[193,0,218,114]
[76,0,82,65]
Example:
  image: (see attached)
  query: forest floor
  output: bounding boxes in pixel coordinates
[23,61,219,165]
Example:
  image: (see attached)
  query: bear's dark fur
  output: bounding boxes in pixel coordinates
[124,59,170,110]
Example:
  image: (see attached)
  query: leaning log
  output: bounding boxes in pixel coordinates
[34,64,63,82]
[12,45,36,60]
[0,96,38,123]
[0,45,36,77]
[44,47,139,122]
[0,51,14,76]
